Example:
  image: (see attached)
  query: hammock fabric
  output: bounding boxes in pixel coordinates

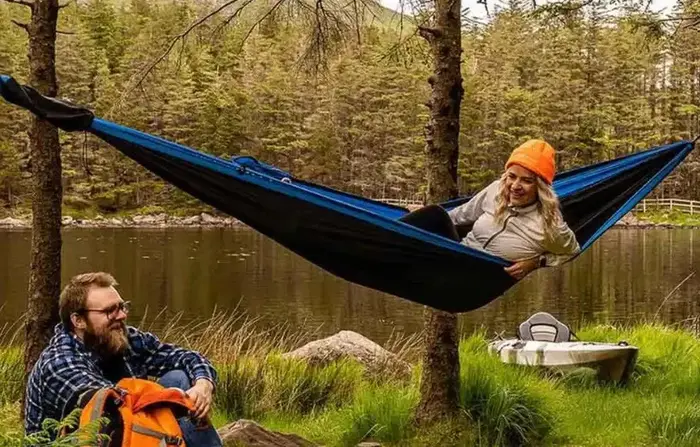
[0,75,695,313]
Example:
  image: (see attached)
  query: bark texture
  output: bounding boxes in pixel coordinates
[415,0,463,426]
[23,0,62,382]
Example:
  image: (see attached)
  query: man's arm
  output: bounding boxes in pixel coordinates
[25,354,112,434]
[129,328,217,387]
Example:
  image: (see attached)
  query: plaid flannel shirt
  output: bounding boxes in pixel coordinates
[24,324,217,434]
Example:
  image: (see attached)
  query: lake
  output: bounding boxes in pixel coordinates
[1,227,699,343]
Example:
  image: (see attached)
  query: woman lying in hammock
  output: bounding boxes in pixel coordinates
[403,139,580,280]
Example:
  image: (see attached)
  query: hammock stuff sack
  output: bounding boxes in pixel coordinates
[0,75,695,313]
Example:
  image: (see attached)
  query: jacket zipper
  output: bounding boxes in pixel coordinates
[483,211,516,250]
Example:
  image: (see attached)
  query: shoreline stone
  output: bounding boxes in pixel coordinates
[282,330,411,378]
[0,211,696,230]
[0,213,244,229]
[218,419,317,447]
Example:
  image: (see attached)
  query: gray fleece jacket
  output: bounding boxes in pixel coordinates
[447,180,580,266]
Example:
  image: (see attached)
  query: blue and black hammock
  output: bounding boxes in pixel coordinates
[0,75,695,313]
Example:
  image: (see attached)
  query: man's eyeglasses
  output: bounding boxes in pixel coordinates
[81,301,131,319]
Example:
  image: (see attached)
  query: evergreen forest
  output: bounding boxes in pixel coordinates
[1,0,699,216]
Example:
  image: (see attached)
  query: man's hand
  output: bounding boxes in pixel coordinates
[185,378,214,420]
[504,256,540,280]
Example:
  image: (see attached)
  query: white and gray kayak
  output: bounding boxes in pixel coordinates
[488,339,639,383]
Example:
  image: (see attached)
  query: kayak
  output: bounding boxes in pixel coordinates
[488,339,639,384]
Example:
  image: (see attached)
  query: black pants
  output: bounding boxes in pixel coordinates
[398,204,461,241]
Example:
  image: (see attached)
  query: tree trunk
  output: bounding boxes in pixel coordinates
[23,0,62,387]
[415,0,463,426]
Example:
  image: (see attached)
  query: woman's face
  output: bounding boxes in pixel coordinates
[505,164,538,207]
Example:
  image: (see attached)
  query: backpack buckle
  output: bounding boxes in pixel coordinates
[164,435,184,445]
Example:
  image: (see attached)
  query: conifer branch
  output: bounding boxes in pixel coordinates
[210,0,256,40]
[239,0,287,48]
[11,19,29,32]
[418,25,441,41]
[130,0,241,91]
[4,0,33,8]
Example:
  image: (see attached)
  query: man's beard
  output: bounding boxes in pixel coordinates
[83,321,129,358]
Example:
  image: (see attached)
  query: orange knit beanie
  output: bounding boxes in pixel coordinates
[505,139,556,184]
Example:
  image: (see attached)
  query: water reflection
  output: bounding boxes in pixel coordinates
[0,228,698,343]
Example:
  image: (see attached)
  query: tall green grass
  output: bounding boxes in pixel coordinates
[259,381,419,446]
[339,383,418,445]
[8,307,700,446]
[0,347,23,405]
[214,355,363,421]
[645,401,700,446]
[458,334,557,447]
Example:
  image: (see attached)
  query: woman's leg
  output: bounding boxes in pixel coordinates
[398,204,460,241]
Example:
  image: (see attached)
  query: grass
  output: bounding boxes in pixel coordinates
[5,313,700,445]
[633,210,700,226]
[458,336,556,446]
[644,401,700,447]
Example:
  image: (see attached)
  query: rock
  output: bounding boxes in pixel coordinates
[616,212,643,227]
[283,330,410,378]
[357,443,381,447]
[0,217,27,227]
[61,216,74,226]
[133,215,157,225]
[200,212,219,225]
[181,215,201,225]
[218,419,316,447]
[107,218,123,227]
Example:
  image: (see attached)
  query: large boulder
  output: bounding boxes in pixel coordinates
[282,330,410,377]
[218,419,316,447]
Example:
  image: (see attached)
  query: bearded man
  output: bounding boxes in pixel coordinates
[24,272,222,446]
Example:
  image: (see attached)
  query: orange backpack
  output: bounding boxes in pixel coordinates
[79,377,194,447]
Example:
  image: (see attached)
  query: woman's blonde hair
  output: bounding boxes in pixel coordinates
[494,174,563,241]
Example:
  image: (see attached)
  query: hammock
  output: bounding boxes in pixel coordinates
[0,75,695,313]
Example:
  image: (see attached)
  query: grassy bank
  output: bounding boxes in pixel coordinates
[3,317,700,445]
[633,210,700,227]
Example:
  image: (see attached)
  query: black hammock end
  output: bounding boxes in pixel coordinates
[0,75,94,132]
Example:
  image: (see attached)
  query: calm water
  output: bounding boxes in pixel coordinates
[1,228,699,343]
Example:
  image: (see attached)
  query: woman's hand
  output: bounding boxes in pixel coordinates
[504,256,540,280]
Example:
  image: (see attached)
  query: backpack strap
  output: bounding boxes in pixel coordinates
[80,387,122,426]
[131,424,185,446]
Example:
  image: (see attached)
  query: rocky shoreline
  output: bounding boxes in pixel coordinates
[0,211,696,229]
[0,212,242,229]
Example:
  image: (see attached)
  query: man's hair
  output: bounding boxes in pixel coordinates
[59,272,118,331]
